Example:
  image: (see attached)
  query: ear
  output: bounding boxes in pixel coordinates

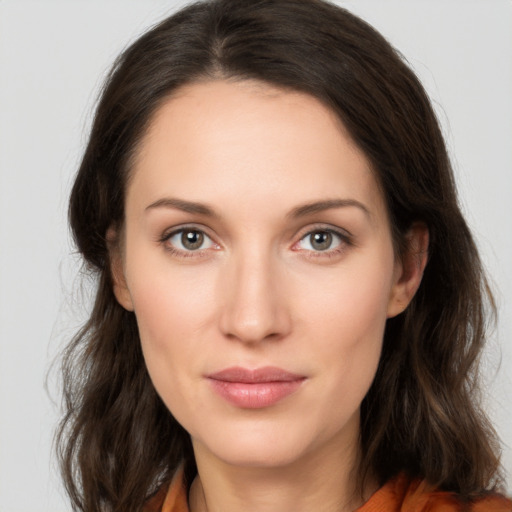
[387,222,429,318]
[107,227,134,312]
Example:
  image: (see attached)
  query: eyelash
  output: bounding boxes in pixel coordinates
[293,226,352,259]
[158,224,353,259]
[159,225,217,259]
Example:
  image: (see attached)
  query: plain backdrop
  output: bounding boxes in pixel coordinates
[0,1,511,510]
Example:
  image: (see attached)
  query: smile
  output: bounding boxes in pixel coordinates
[207,366,306,409]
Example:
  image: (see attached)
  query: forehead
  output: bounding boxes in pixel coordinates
[128,79,386,221]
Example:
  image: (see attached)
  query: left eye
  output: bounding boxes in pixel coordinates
[297,230,343,252]
[167,229,215,251]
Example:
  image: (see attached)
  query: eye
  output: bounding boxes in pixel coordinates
[296,229,345,252]
[165,228,215,252]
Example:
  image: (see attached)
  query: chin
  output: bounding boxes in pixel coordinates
[209,442,306,469]
[191,417,326,470]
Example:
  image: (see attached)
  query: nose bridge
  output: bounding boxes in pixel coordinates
[219,243,290,343]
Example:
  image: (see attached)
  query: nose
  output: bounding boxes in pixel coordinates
[218,250,292,345]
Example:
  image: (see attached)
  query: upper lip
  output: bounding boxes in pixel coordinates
[207,366,305,383]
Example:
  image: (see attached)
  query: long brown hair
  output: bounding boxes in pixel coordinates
[58,1,503,510]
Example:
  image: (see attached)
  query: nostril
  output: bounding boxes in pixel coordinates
[219,302,292,345]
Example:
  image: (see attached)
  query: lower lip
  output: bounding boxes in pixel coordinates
[208,379,305,409]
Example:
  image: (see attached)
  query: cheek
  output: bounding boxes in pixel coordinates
[294,251,395,397]
[128,249,214,341]
[310,287,386,388]
[298,254,395,345]
[124,251,218,397]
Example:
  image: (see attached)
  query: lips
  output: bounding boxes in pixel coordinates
[207,366,306,409]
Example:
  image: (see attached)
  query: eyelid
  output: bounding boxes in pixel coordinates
[159,224,221,255]
[291,224,353,255]
[157,222,353,258]
[160,223,204,239]
[294,223,352,243]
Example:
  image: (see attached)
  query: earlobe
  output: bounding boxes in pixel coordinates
[387,222,429,318]
[107,228,135,312]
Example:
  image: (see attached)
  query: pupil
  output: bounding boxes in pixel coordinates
[311,231,332,251]
[182,230,203,250]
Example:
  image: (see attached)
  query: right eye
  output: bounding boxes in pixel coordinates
[164,228,216,253]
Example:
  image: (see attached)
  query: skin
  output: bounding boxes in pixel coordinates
[111,80,428,512]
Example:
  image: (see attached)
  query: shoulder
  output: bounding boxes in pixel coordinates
[358,473,512,512]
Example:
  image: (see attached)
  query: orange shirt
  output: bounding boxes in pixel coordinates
[145,467,512,512]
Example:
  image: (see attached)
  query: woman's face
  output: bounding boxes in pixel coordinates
[113,80,412,469]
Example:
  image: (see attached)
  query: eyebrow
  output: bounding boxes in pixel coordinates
[145,197,371,219]
[145,197,217,216]
[288,199,371,219]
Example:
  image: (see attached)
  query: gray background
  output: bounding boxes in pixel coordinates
[0,1,510,510]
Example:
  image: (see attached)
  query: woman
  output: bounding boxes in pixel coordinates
[57,1,512,511]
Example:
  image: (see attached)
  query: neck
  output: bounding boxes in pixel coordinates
[189,428,377,512]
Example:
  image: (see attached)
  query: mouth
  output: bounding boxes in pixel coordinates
[206,366,306,409]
